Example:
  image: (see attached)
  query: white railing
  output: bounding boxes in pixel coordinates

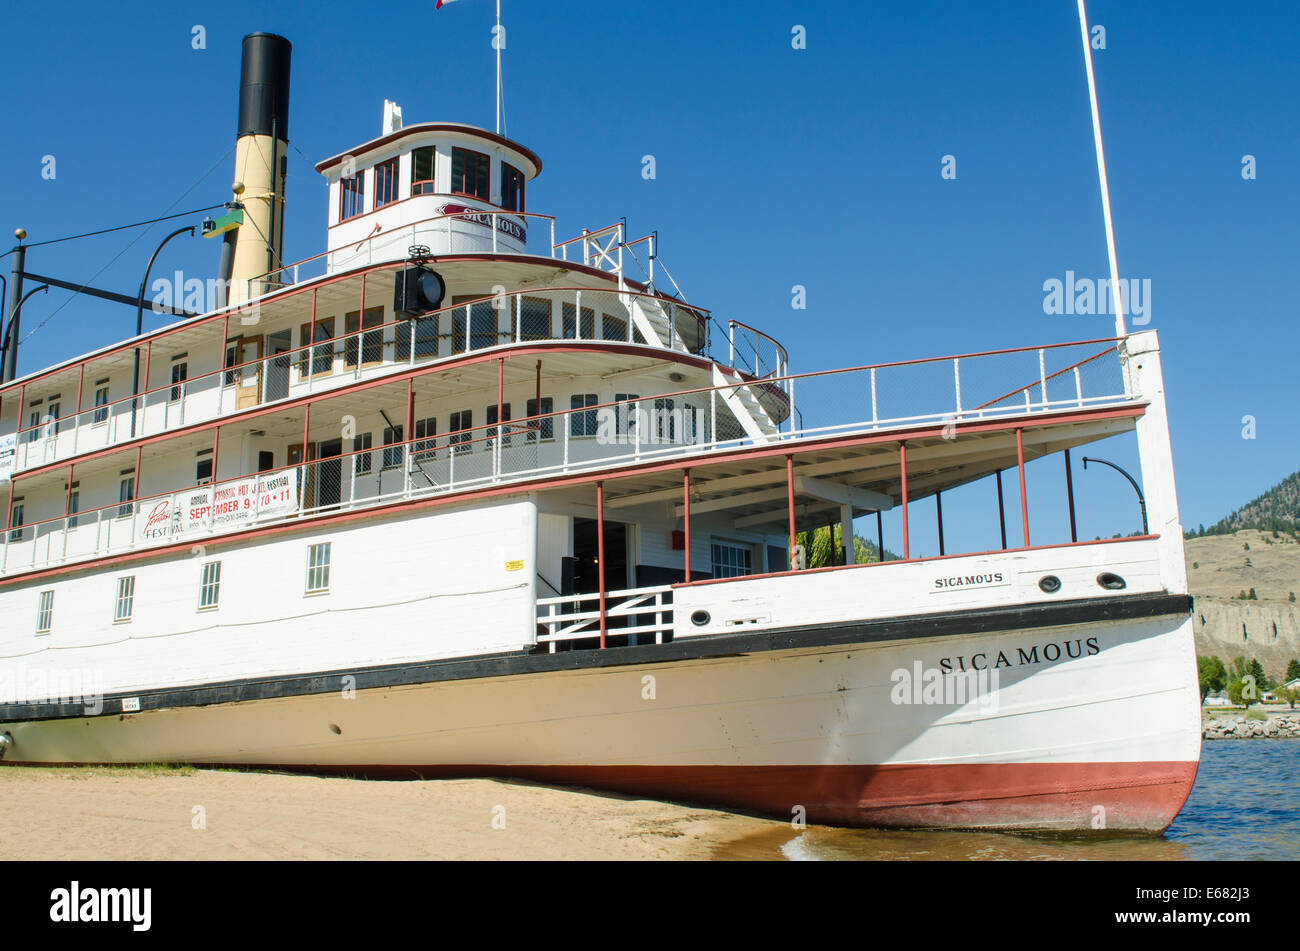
[536,584,674,651]
[0,338,1131,579]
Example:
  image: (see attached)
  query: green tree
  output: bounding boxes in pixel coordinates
[1278,687,1299,710]
[1197,655,1227,702]
[1285,658,1300,683]
[793,525,885,569]
[1249,658,1269,691]
[1248,587,1258,600]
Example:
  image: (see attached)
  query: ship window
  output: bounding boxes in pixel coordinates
[7,500,22,542]
[501,162,525,212]
[413,312,440,358]
[382,425,404,469]
[411,146,436,195]
[450,147,490,201]
[93,380,110,424]
[169,360,187,402]
[115,576,135,623]
[68,486,79,529]
[449,409,473,454]
[46,397,62,436]
[299,319,335,376]
[196,455,213,485]
[517,297,551,340]
[655,397,676,443]
[615,394,639,439]
[199,560,221,610]
[26,403,41,443]
[602,313,628,341]
[258,451,275,473]
[562,303,595,340]
[711,541,753,579]
[345,307,385,368]
[224,341,239,386]
[413,417,437,461]
[487,404,511,446]
[374,158,399,209]
[306,543,331,594]
[570,394,598,437]
[340,171,365,221]
[451,297,498,351]
[36,590,54,634]
[525,398,553,441]
[353,432,373,474]
[117,475,135,519]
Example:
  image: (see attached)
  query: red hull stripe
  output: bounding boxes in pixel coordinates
[147,760,1198,831]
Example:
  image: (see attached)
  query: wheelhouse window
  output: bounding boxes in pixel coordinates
[711,541,753,579]
[340,171,365,221]
[306,543,331,594]
[526,397,553,441]
[8,500,24,542]
[36,590,54,634]
[411,146,436,196]
[374,157,399,209]
[501,162,525,212]
[570,394,598,437]
[199,560,221,610]
[92,380,110,424]
[602,313,628,341]
[115,576,135,623]
[451,147,490,201]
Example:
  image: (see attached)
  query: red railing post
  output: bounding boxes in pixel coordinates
[683,468,691,580]
[900,441,909,559]
[1016,427,1030,547]
[786,454,796,568]
[596,480,606,649]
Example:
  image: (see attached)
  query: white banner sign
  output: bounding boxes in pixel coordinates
[138,470,299,544]
[0,432,14,483]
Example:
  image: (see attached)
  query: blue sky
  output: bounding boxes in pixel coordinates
[1,0,1296,552]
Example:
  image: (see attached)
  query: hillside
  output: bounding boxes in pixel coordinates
[1188,471,1300,537]
[1186,529,1300,681]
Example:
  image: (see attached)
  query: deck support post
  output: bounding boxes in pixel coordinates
[1065,447,1078,542]
[786,454,796,569]
[936,490,945,556]
[683,468,691,580]
[298,402,311,513]
[405,379,415,496]
[900,441,909,559]
[1016,427,1030,548]
[596,480,606,649]
[996,470,1008,550]
[876,510,884,562]
[841,503,854,565]
[73,364,84,455]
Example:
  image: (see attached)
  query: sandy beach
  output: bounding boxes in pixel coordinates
[0,766,790,860]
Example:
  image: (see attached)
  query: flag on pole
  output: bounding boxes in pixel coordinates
[435,0,460,8]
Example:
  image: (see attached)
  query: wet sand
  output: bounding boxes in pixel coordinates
[0,766,789,861]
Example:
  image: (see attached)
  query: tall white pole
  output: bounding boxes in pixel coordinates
[496,0,502,135]
[1077,0,1126,339]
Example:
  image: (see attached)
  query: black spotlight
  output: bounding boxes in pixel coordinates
[394,265,446,319]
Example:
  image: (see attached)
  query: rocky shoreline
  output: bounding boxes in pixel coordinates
[1202,711,1300,739]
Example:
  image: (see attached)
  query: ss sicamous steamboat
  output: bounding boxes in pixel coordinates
[0,34,1199,832]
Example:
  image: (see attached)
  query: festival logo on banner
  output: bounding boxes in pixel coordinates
[137,471,299,544]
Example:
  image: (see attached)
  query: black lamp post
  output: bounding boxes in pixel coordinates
[1,282,49,381]
[130,226,195,435]
[1082,455,1149,536]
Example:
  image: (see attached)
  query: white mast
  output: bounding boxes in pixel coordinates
[1076,0,1126,339]
[495,0,502,134]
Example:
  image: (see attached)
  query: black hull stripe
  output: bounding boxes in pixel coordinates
[0,592,1191,723]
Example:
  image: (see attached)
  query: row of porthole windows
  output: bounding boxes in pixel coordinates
[32,543,332,635]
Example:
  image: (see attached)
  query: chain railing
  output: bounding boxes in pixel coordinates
[1,337,1131,578]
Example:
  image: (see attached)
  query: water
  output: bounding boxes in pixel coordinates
[727,740,1300,860]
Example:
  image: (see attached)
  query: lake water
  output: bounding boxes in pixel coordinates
[728,740,1300,860]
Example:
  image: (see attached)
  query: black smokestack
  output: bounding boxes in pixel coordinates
[237,33,292,140]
